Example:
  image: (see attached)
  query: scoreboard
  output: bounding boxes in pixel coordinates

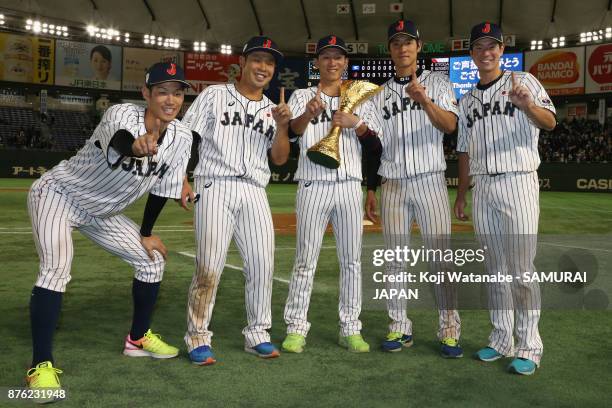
[307,57,450,85]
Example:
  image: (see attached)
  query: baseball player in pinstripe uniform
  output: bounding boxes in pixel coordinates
[366,20,463,358]
[281,35,383,354]
[25,62,193,396]
[181,36,291,365]
[454,22,556,375]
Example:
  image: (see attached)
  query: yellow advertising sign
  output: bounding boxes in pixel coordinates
[0,33,54,84]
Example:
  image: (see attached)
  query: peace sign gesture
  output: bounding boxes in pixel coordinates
[305,83,326,119]
[271,87,292,126]
[509,72,533,109]
[132,118,161,157]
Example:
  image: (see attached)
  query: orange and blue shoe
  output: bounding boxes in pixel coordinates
[245,342,280,358]
[189,345,216,366]
[123,329,179,359]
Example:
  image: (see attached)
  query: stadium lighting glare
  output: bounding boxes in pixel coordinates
[220,44,232,54]
[551,36,565,48]
[123,32,130,43]
[606,27,612,39]
[163,38,180,49]
[530,40,543,50]
[194,41,207,52]
[0,14,5,25]
[25,19,66,36]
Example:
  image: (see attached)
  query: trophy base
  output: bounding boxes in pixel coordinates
[307,151,340,169]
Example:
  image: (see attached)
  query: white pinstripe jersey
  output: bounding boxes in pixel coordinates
[181,84,278,188]
[40,103,192,217]
[287,85,383,182]
[371,70,458,178]
[456,70,556,175]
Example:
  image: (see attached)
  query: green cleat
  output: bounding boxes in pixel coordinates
[25,361,63,404]
[339,334,370,353]
[282,333,306,353]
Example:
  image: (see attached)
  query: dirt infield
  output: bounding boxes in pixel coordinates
[271,213,473,234]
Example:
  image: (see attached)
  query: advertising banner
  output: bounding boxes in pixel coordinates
[585,43,612,94]
[55,40,122,90]
[122,48,183,91]
[0,33,54,84]
[525,47,585,95]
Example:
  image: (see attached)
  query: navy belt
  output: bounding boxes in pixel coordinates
[488,173,506,177]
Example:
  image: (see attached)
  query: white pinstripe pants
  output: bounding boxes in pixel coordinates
[27,178,165,293]
[381,172,461,340]
[185,177,275,350]
[284,180,363,337]
[473,172,543,365]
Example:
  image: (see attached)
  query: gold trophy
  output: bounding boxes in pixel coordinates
[307,80,382,169]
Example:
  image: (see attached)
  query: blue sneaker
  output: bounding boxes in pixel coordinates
[508,358,537,375]
[189,345,216,366]
[474,346,503,362]
[440,337,463,358]
[381,332,413,352]
[245,342,280,359]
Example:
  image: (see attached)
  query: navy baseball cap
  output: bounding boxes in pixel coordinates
[315,35,348,56]
[145,62,190,88]
[388,20,420,42]
[242,36,283,63]
[470,22,503,48]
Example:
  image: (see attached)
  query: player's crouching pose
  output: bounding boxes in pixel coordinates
[454,23,556,375]
[25,62,193,400]
[181,36,291,365]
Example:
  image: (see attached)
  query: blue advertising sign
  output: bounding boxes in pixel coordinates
[449,53,523,99]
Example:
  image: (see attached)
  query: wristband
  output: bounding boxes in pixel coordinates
[352,118,364,130]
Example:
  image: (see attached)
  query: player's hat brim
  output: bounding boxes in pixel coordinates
[147,79,191,89]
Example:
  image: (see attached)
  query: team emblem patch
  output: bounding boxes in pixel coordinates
[263,39,272,48]
[167,63,176,76]
[396,21,404,31]
[540,97,552,105]
[304,181,312,187]
[329,36,337,45]
[204,181,213,188]
[482,23,491,33]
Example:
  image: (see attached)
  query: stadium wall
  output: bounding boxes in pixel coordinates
[2,149,610,193]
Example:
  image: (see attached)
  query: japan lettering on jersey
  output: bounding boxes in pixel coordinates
[371,70,458,178]
[287,86,383,182]
[456,71,556,175]
[41,103,192,217]
[181,84,278,188]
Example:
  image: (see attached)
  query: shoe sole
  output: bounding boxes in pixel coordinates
[123,349,178,359]
[281,345,304,353]
[382,339,413,352]
[191,357,216,366]
[509,366,536,375]
[474,354,503,362]
[244,347,280,358]
[441,352,464,359]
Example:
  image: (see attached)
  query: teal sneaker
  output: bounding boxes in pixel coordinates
[474,346,503,362]
[508,358,537,375]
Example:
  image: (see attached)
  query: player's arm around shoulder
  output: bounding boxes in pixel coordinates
[510,71,556,131]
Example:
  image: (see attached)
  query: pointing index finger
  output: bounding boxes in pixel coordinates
[511,71,517,89]
[279,87,285,104]
[316,83,322,99]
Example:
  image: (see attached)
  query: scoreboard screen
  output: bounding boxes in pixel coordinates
[307,57,451,85]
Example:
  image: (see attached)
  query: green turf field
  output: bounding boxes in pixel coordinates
[1,178,611,407]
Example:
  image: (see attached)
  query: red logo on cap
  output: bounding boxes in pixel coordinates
[482,23,491,33]
[329,36,337,45]
[263,39,272,48]
[167,63,176,76]
[396,21,404,31]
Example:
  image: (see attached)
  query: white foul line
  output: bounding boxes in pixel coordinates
[177,251,290,284]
